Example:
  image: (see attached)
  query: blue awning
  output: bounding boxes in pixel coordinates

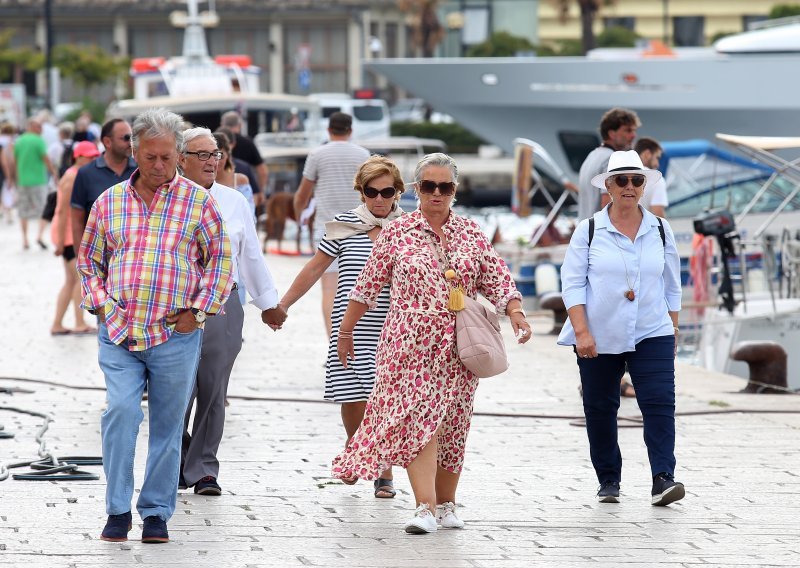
[659,139,774,175]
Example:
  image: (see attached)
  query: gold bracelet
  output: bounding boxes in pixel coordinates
[673,326,679,334]
[509,308,527,318]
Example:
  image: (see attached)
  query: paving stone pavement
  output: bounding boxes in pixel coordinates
[0,220,799,568]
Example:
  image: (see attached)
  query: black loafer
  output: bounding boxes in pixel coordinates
[194,476,222,496]
[100,511,132,542]
[141,516,169,544]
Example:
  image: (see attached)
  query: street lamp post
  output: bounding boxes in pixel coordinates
[44,0,53,109]
[662,0,670,45]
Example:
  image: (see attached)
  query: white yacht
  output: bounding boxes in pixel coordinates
[106,0,321,139]
[367,19,800,175]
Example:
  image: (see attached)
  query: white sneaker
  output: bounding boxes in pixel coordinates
[404,503,438,534]
[435,502,465,529]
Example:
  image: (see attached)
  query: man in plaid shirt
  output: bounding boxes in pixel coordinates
[78,108,233,544]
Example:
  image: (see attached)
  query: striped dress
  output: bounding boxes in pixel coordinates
[318,210,391,402]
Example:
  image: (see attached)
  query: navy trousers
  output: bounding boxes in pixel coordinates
[576,335,676,484]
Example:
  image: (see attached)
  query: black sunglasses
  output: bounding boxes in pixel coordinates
[122,134,132,142]
[611,174,645,188]
[363,186,397,199]
[417,180,456,195]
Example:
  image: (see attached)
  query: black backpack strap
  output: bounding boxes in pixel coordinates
[657,217,665,247]
[588,216,594,248]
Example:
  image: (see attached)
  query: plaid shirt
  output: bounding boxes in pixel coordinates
[78,170,233,351]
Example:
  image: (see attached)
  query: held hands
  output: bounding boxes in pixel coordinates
[166,309,199,333]
[510,313,533,344]
[262,304,288,331]
[575,330,597,359]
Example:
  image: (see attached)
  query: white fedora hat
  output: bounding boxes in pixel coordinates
[591,150,662,189]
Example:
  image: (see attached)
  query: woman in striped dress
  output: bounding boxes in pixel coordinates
[275,155,405,498]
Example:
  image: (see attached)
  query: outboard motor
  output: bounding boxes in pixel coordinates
[693,209,739,314]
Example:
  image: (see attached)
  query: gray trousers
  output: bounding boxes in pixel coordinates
[181,295,244,486]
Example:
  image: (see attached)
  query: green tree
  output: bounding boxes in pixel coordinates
[52,44,128,97]
[466,31,537,57]
[0,29,44,82]
[769,4,800,18]
[596,26,639,48]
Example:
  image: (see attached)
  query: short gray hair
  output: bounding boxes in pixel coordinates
[182,126,216,151]
[58,121,75,139]
[414,152,458,184]
[220,111,242,129]
[131,108,185,152]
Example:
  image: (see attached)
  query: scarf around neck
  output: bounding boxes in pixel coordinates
[323,202,404,240]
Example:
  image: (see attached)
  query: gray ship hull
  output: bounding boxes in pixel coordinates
[369,54,800,174]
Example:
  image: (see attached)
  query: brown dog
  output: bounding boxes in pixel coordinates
[262,192,314,253]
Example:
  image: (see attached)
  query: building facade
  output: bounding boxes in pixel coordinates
[537,0,782,47]
[0,0,413,105]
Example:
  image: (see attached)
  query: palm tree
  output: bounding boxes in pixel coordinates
[553,0,615,55]
[398,0,444,58]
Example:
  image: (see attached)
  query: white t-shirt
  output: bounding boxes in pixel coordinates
[641,175,668,210]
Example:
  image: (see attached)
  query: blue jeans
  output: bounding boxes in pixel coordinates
[98,325,202,521]
[576,335,676,484]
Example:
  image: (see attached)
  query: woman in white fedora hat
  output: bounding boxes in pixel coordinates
[557,150,685,507]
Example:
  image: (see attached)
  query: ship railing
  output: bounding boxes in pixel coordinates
[716,133,800,240]
[748,15,800,31]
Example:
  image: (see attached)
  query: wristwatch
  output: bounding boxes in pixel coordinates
[190,308,207,324]
[510,308,527,318]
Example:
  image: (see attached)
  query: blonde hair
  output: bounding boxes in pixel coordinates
[353,155,405,203]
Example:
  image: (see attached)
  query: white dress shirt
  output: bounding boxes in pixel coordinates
[209,181,278,310]
[557,205,681,354]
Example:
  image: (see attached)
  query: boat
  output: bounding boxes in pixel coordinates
[106,0,321,140]
[366,18,800,176]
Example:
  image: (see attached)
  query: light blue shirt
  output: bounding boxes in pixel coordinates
[557,205,681,354]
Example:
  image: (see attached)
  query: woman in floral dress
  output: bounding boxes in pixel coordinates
[332,153,533,534]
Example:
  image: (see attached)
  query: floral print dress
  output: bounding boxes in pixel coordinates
[331,209,521,480]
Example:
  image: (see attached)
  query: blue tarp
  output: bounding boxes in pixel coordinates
[658,139,774,176]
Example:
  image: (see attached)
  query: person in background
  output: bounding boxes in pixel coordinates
[213,130,255,218]
[50,141,99,336]
[578,108,641,222]
[177,127,284,496]
[271,155,405,499]
[78,108,232,544]
[215,126,261,198]
[48,121,75,177]
[11,117,59,250]
[331,153,532,534]
[220,111,267,207]
[558,150,684,507]
[0,122,16,222]
[70,118,136,249]
[635,137,669,218]
[292,112,370,338]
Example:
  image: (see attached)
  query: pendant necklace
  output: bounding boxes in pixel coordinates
[612,231,641,301]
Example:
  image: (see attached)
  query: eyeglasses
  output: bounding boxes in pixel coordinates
[185,150,223,161]
[417,180,456,195]
[611,174,645,188]
[122,134,131,142]
[363,186,397,199]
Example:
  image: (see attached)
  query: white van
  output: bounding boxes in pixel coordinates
[309,93,390,141]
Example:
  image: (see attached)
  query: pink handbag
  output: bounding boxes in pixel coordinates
[426,236,509,378]
[456,295,509,378]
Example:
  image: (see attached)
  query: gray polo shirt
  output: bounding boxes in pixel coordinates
[577,146,613,221]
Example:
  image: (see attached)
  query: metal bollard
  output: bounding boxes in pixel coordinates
[730,341,788,394]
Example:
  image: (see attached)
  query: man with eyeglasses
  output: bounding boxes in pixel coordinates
[292,111,369,338]
[177,127,285,498]
[70,118,137,249]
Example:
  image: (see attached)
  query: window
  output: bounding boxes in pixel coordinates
[673,16,705,47]
[558,131,601,175]
[742,15,768,31]
[353,106,384,122]
[603,17,635,31]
